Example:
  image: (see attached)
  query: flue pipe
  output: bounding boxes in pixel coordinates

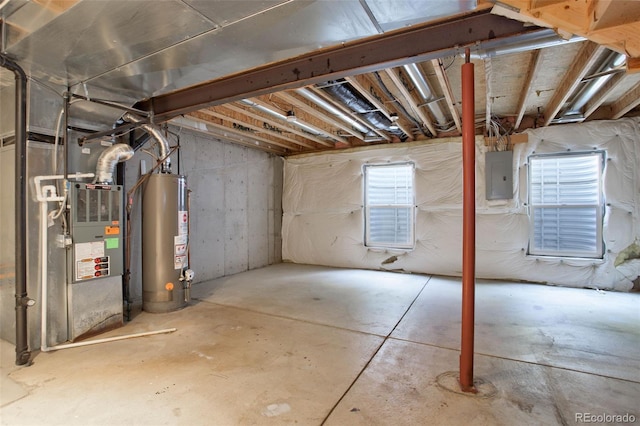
[94,143,134,184]
[1,54,30,366]
[123,113,171,173]
[460,48,476,393]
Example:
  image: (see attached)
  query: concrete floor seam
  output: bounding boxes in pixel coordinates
[387,335,640,385]
[320,278,431,425]
[193,297,390,338]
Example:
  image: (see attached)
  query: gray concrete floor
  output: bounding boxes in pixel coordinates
[1,263,639,425]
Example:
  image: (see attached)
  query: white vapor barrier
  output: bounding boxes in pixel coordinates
[282,118,640,291]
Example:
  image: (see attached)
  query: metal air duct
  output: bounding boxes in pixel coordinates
[123,112,171,173]
[320,81,404,138]
[560,51,625,118]
[295,88,370,134]
[94,143,134,184]
[402,63,448,128]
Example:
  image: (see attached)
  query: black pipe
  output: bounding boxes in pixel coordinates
[1,55,31,366]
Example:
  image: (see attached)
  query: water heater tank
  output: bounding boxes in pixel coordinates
[142,174,188,313]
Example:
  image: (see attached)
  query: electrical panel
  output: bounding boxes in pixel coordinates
[485,151,513,200]
[69,183,124,283]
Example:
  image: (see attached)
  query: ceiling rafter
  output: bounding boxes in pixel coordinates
[582,73,626,119]
[275,91,362,142]
[431,58,461,133]
[259,93,349,145]
[515,49,543,129]
[383,68,438,136]
[180,114,287,155]
[305,86,392,142]
[338,77,392,141]
[609,80,640,119]
[223,103,324,149]
[193,109,302,152]
[543,41,606,126]
[244,98,335,147]
[484,57,493,135]
[345,75,414,140]
[202,106,315,152]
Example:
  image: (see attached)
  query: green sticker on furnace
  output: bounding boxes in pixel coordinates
[105,238,119,249]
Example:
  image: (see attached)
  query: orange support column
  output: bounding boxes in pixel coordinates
[459,48,477,393]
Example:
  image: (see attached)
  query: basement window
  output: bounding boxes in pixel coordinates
[528,152,604,258]
[364,163,415,249]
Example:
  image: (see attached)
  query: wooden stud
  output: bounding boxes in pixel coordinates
[431,58,461,133]
[515,50,543,130]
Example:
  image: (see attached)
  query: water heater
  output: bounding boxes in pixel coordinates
[142,173,189,312]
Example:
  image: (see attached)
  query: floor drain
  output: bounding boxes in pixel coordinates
[436,371,497,399]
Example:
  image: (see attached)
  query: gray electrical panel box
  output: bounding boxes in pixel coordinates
[485,151,513,200]
[69,183,124,283]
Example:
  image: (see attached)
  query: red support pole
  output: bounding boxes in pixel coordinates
[459,48,477,393]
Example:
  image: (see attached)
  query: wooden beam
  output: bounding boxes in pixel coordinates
[627,57,640,74]
[223,103,325,149]
[244,98,335,147]
[384,68,438,136]
[484,57,493,135]
[515,50,543,129]
[345,75,414,140]
[543,41,606,126]
[275,91,362,141]
[431,58,461,133]
[305,86,392,141]
[609,81,640,119]
[484,133,528,146]
[193,110,303,151]
[589,0,640,32]
[582,73,626,119]
[177,115,287,155]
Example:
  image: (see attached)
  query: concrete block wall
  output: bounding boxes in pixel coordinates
[124,127,283,302]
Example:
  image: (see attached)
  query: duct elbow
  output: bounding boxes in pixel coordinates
[123,112,171,173]
[95,143,134,184]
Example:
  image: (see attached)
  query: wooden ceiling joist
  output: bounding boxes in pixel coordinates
[609,81,640,119]
[274,91,362,142]
[582,72,626,119]
[543,41,606,126]
[179,114,287,155]
[515,50,542,129]
[194,109,304,152]
[345,75,414,140]
[243,98,335,147]
[383,68,438,136]
[431,58,461,133]
[342,76,394,141]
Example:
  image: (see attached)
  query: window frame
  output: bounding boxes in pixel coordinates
[527,151,605,259]
[363,162,416,250]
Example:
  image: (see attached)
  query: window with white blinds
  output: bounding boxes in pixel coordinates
[528,152,604,258]
[364,163,415,249]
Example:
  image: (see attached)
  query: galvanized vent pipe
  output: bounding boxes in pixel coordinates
[402,63,449,128]
[123,113,171,173]
[94,143,134,184]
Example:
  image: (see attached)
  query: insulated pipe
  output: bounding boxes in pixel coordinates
[122,113,171,173]
[460,48,476,393]
[1,55,30,366]
[94,143,135,184]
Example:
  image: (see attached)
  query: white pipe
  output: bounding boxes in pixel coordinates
[36,173,176,353]
[42,328,177,352]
